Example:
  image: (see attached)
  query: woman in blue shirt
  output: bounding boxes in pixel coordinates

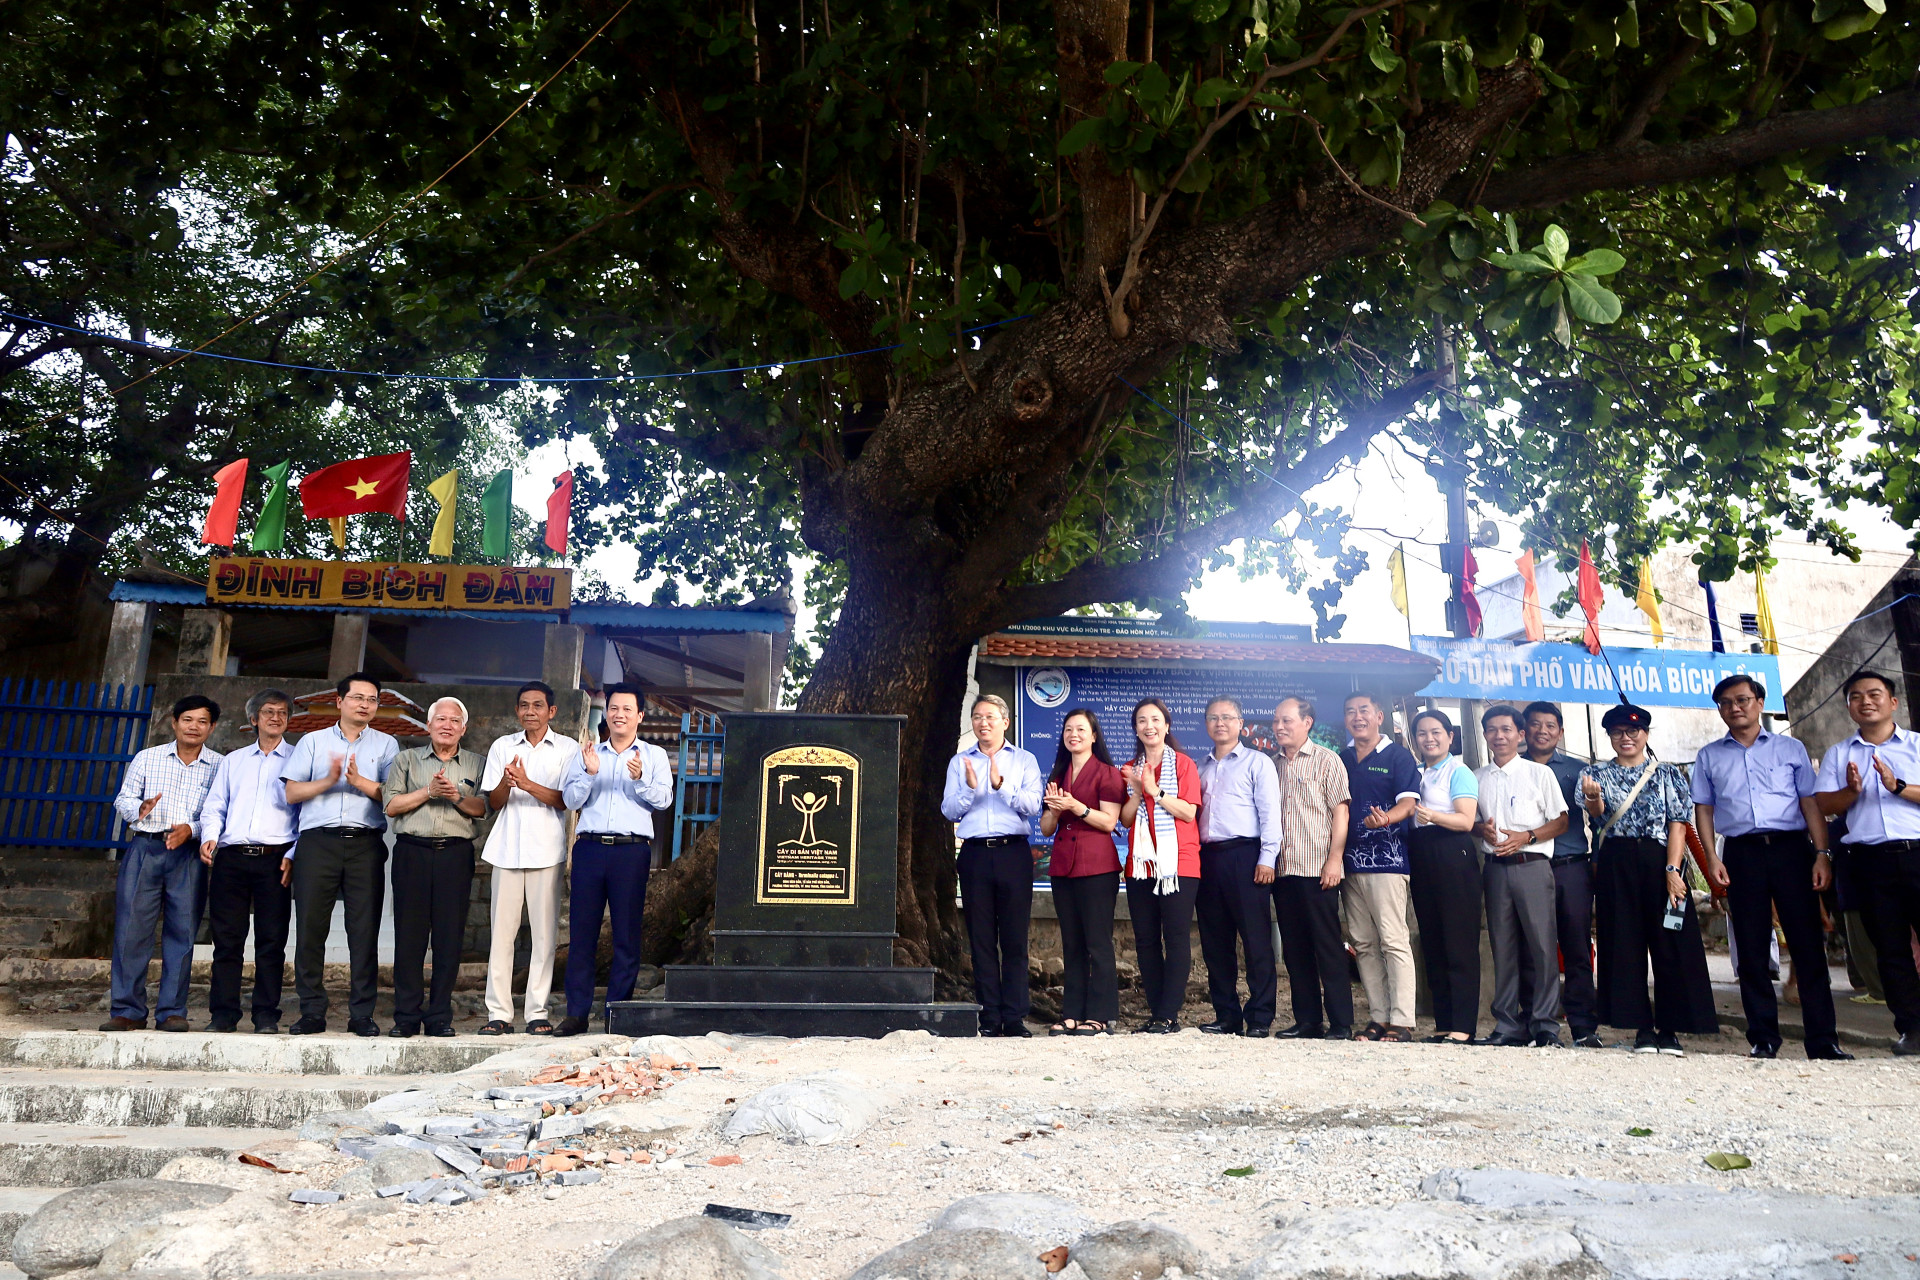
[1408,710,1482,1043]
[1579,704,1717,1055]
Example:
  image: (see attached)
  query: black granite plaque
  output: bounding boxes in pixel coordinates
[607,712,980,1037]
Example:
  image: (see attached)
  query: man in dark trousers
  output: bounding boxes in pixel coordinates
[1193,697,1283,1036]
[281,671,397,1036]
[1694,674,1852,1060]
[197,689,297,1033]
[1522,701,1603,1047]
[1260,697,1353,1039]
[557,684,674,1035]
[382,695,487,1038]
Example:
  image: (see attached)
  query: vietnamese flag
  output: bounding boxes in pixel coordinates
[544,469,573,554]
[1577,540,1605,654]
[200,458,249,546]
[300,451,411,521]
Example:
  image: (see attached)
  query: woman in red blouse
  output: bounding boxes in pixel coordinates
[1118,697,1203,1034]
[1039,708,1126,1034]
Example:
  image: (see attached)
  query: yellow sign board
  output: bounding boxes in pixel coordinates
[207,557,571,612]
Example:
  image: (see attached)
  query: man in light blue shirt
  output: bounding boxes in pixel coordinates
[197,689,298,1033]
[1194,697,1283,1036]
[280,672,398,1037]
[1816,669,1920,1056]
[555,684,674,1036]
[1692,675,1848,1060]
[941,694,1043,1036]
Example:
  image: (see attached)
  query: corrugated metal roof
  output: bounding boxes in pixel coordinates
[978,634,1438,667]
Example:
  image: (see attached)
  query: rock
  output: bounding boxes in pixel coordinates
[588,1103,698,1137]
[1071,1221,1206,1280]
[1235,1202,1594,1280]
[330,1167,376,1198]
[12,1179,233,1278]
[634,964,664,991]
[882,1028,933,1042]
[299,1109,377,1142]
[626,1033,702,1061]
[931,1194,1093,1250]
[723,1072,883,1145]
[151,1153,277,1191]
[594,1214,787,1280]
[366,1088,440,1114]
[848,1228,1048,1280]
[366,1145,455,1185]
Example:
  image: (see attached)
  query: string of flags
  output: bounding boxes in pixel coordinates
[198,451,574,558]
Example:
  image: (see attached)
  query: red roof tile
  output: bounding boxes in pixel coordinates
[979,635,1437,666]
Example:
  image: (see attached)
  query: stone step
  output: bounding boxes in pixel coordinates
[0,886,108,920]
[0,856,119,890]
[0,917,99,957]
[0,1189,62,1253]
[0,1123,267,1187]
[0,1069,393,1128]
[0,956,490,990]
[0,1030,505,1076]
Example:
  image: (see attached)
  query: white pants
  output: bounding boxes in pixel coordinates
[1343,871,1416,1027]
[486,864,563,1024]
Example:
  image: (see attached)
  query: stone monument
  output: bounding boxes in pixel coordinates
[607,713,981,1036]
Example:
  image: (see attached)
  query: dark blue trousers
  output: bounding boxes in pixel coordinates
[110,834,206,1023]
[1197,837,1277,1029]
[565,838,652,1021]
[959,837,1033,1029]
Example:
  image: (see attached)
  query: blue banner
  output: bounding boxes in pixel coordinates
[1409,636,1783,711]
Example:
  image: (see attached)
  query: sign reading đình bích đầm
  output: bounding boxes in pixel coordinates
[207,557,571,612]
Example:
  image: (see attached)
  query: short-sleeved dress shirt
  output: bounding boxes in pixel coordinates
[1046,758,1126,878]
[384,745,487,840]
[1273,740,1351,878]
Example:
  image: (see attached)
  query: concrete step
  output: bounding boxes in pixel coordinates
[0,856,118,890]
[0,1123,266,1187]
[0,917,100,957]
[0,887,107,919]
[0,1189,62,1252]
[0,956,490,990]
[0,1030,505,1076]
[0,1069,393,1128]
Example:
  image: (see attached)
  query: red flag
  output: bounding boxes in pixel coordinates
[544,469,573,554]
[299,451,411,520]
[1515,549,1545,641]
[1577,540,1605,654]
[200,458,249,546]
[1460,544,1483,637]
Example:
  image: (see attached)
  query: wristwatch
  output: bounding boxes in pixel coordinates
[1077,804,1090,819]
[1895,778,1909,796]
[1665,864,1684,875]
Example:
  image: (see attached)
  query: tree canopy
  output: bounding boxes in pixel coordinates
[6,0,1917,967]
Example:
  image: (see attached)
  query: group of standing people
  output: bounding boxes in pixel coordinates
[949,673,1919,1058]
[105,674,672,1038]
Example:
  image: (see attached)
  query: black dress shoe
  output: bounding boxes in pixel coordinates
[1893,1033,1918,1057]
[1324,1026,1354,1041]
[388,1023,420,1039]
[977,1023,1001,1038]
[206,1020,238,1033]
[347,1018,380,1038]
[425,1025,457,1038]
[1806,1043,1855,1061]
[1198,1020,1242,1035]
[1001,1022,1033,1038]
[1531,1032,1564,1048]
[289,1016,327,1036]
[1481,1032,1530,1047]
[1572,1032,1605,1048]
[1748,1042,1779,1059]
[1277,1024,1324,1040]
[1241,1026,1271,1039]
[553,1016,589,1037]
[1138,1019,1177,1034]
[253,1023,280,1035]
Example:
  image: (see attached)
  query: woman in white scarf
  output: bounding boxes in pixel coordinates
[1118,698,1202,1033]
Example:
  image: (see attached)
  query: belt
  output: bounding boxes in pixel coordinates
[577,833,649,845]
[1725,830,1812,848]
[1494,850,1551,865]
[1840,839,1920,855]
[1200,836,1260,850]
[310,826,380,838]
[1550,853,1591,865]
[220,843,292,857]
[963,835,1028,848]
[395,834,472,850]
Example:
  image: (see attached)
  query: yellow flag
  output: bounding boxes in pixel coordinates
[427,468,459,557]
[1635,561,1664,645]
[1755,568,1779,656]
[1388,544,1409,619]
[328,516,347,549]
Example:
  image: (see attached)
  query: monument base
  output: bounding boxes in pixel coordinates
[607,997,982,1038]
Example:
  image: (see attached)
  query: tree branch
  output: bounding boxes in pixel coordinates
[1612,35,1702,148]
[505,181,703,285]
[1472,87,1920,210]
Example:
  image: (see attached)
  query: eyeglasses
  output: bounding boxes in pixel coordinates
[1205,715,1242,724]
[340,692,378,704]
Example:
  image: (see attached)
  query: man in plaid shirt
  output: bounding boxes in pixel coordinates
[105,695,224,1031]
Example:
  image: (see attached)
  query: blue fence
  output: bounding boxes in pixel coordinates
[673,710,724,859]
[0,681,154,848]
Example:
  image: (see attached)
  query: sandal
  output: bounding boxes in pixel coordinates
[1384,1025,1414,1043]
[525,1020,554,1035]
[477,1020,511,1036]
[1071,1021,1108,1035]
[1049,1021,1077,1037]
[1361,1021,1387,1041]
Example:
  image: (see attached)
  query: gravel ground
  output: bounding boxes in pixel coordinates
[157,1027,1920,1279]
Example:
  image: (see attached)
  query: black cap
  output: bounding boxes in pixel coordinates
[1601,703,1652,732]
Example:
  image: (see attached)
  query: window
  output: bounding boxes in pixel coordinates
[1739,612,1760,637]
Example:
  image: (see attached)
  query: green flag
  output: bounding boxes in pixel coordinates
[481,468,513,557]
[247,460,291,552]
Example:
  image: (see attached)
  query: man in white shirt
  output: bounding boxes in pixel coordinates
[197,689,298,1033]
[480,680,579,1035]
[1473,704,1569,1047]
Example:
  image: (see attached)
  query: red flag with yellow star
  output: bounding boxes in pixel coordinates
[299,451,412,521]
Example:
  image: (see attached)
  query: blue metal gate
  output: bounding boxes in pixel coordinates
[0,681,155,848]
[672,710,724,860]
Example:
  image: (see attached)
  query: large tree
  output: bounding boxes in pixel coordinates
[17,0,1920,977]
